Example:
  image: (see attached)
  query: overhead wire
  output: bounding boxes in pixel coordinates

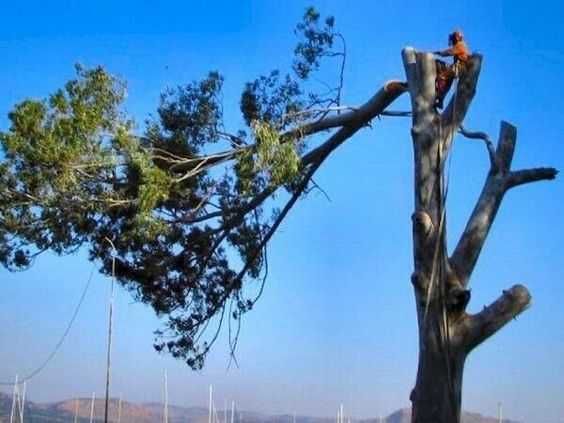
[0,263,96,386]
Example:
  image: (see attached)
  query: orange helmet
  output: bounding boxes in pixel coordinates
[448,30,464,45]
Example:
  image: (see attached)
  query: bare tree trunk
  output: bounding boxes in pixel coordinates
[401,48,556,423]
[411,310,467,422]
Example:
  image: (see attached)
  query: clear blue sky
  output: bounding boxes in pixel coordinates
[1,1,563,422]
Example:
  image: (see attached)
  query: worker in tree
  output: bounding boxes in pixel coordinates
[433,30,470,109]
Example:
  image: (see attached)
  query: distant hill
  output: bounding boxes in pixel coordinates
[366,408,520,423]
[0,392,521,423]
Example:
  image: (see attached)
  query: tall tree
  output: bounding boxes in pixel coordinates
[402,49,556,422]
[0,9,556,423]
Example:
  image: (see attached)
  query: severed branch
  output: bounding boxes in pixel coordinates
[181,122,372,317]
[163,80,407,180]
[284,80,407,139]
[459,284,531,351]
[451,121,558,286]
[282,105,359,121]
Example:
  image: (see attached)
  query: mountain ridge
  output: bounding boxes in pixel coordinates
[0,391,521,423]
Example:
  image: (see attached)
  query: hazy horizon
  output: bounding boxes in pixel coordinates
[0,387,510,422]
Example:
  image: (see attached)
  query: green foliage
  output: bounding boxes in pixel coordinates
[233,121,301,196]
[0,7,344,370]
[0,65,126,267]
[1,64,122,187]
[157,71,224,151]
[293,7,337,79]
[114,127,173,239]
[253,121,300,186]
[240,70,303,128]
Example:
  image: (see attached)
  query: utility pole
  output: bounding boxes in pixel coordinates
[104,237,117,423]
[117,394,122,423]
[163,370,169,423]
[74,398,79,423]
[19,382,26,423]
[209,385,213,423]
[498,402,503,423]
[89,392,96,423]
[9,375,18,423]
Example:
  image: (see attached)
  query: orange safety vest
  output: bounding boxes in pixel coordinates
[451,40,470,63]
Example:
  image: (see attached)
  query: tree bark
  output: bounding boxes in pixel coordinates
[401,48,556,423]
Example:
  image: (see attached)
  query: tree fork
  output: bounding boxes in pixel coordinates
[402,47,556,423]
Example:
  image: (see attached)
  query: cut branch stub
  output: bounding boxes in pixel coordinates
[459,284,531,352]
[506,167,558,189]
[412,210,434,239]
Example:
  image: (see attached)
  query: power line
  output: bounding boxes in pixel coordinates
[0,263,96,386]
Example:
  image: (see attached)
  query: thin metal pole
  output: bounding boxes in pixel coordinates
[117,394,122,423]
[74,398,79,423]
[498,402,502,423]
[89,392,96,423]
[164,370,169,423]
[209,385,213,423]
[231,401,234,423]
[104,238,117,423]
[103,288,114,423]
[19,382,26,423]
[9,375,18,423]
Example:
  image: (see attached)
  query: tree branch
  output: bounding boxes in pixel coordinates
[451,121,558,286]
[458,126,497,170]
[299,83,406,166]
[506,167,558,189]
[450,122,515,285]
[166,80,407,179]
[285,79,407,139]
[460,284,531,351]
[379,110,412,117]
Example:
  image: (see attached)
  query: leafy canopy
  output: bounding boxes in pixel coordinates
[0,8,345,369]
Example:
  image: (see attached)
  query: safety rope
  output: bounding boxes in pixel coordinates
[423,75,459,323]
[421,68,460,417]
[439,76,460,419]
